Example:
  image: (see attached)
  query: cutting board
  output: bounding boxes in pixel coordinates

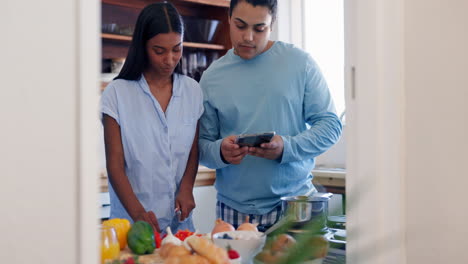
[119,248,164,264]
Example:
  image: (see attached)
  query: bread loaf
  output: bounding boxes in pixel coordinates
[164,254,210,264]
[159,243,191,259]
[186,236,230,264]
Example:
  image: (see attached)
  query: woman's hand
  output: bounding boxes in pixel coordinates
[247,135,284,160]
[134,210,161,233]
[175,187,196,221]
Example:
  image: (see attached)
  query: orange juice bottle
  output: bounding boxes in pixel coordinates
[100,225,120,264]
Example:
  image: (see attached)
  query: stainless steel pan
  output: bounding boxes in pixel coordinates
[280,193,332,229]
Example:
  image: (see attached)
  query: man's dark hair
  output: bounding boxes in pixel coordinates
[229,0,278,23]
[115,2,184,81]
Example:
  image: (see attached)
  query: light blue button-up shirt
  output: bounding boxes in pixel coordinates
[101,73,203,232]
[199,41,342,215]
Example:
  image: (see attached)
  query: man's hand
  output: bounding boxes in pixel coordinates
[248,135,284,160]
[175,187,196,222]
[221,135,249,164]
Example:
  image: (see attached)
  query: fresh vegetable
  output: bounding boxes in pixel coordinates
[127,221,156,255]
[211,218,235,237]
[109,256,141,264]
[154,230,162,248]
[255,234,297,263]
[123,258,135,264]
[236,216,258,232]
[271,233,296,252]
[102,218,131,249]
[174,229,195,241]
[226,245,240,260]
[161,227,182,246]
[162,230,202,240]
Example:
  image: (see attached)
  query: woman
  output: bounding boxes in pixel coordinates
[101,2,202,233]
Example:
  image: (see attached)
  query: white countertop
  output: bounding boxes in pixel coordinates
[312,167,346,179]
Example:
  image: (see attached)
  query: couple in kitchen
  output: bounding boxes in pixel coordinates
[101,0,342,234]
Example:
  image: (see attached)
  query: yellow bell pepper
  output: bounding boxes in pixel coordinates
[102,218,131,249]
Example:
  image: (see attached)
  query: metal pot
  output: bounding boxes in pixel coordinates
[280,192,332,230]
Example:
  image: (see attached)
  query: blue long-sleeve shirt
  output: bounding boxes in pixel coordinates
[199,41,342,214]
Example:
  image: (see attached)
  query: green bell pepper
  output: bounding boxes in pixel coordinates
[127,221,156,255]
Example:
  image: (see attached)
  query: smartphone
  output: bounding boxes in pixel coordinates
[235,131,276,147]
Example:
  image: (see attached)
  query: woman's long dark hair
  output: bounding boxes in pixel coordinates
[115,2,184,80]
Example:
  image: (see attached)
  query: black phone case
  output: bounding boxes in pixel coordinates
[236,132,275,147]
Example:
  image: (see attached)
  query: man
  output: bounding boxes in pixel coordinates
[199,0,342,231]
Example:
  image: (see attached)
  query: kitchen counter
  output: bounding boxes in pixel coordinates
[99,166,216,220]
[194,166,347,192]
[194,165,216,186]
[100,166,217,193]
[312,167,346,194]
[100,166,345,191]
[100,166,346,220]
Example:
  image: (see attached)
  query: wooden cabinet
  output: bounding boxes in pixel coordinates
[101,0,232,84]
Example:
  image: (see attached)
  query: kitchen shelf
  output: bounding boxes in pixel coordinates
[102,33,131,41]
[177,0,230,8]
[183,42,226,50]
[102,0,229,11]
[101,0,231,59]
[102,33,227,50]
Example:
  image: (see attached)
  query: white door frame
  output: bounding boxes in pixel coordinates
[78,0,100,263]
[345,0,406,263]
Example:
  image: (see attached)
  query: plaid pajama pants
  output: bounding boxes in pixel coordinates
[216,200,282,232]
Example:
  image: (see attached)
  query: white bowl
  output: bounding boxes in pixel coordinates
[213,230,266,264]
[230,257,242,264]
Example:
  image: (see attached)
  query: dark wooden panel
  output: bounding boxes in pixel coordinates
[102,0,162,9]
[103,0,230,11]
[175,0,230,8]
[211,15,231,49]
[102,40,130,59]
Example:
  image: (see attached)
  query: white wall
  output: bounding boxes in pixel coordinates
[345,0,406,262]
[0,0,100,263]
[405,0,468,262]
[346,0,468,263]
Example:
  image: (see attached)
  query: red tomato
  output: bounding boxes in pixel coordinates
[174,229,195,241]
[154,231,162,248]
